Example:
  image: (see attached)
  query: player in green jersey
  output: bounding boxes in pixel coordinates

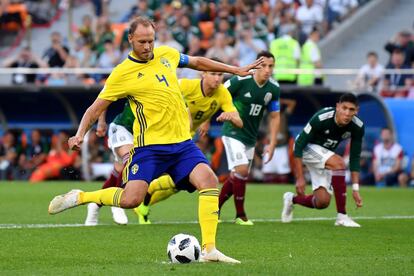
[219,51,281,225]
[281,93,364,227]
[84,102,134,226]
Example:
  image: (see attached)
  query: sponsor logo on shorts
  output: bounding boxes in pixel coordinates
[131,164,139,174]
[120,136,126,141]
[236,152,243,160]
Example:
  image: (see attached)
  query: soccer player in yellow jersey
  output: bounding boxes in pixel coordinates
[134,69,243,224]
[48,16,263,263]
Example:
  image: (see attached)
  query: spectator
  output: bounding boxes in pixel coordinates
[295,0,323,44]
[354,51,384,93]
[398,157,414,188]
[216,17,236,47]
[384,30,414,67]
[74,42,96,68]
[77,15,95,48]
[14,129,48,180]
[172,15,201,53]
[0,131,17,180]
[205,32,236,65]
[297,27,323,86]
[269,29,301,84]
[2,46,47,85]
[122,0,154,22]
[373,128,406,187]
[154,29,183,52]
[381,49,412,97]
[234,28,267,66]
[94,17,115,56]
[95,39,121,82]
[42,32,70,68]
[324,0,358,33]
[29,131,79,183]
[63,55,85,85]
[271,9,297,39]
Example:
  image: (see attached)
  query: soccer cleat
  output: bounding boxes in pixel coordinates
[134,204,151,225]
[111,207,128,225]
[200,248,241,264]
[85,203,100,226]
[335,213,361,227]
[48,189,83,215]
[235,217,254,226]
[281,192,294,223]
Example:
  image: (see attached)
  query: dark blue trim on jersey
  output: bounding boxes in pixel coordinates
[128,54,154,64]
[178,54,189,68]
[268,100,280,112]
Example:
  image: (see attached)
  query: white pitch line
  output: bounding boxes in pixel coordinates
[0,215,413,229]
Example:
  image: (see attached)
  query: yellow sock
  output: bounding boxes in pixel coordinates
[79,187,123,207]
[199,188,219,252]
[148,174,177,205]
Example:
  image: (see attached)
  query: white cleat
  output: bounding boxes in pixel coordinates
[48,189,83,215]
[111,207,128,225]
[335,213,361,227]
[85,203,100,226]
[281,192,294,223]
[200,248,241,264]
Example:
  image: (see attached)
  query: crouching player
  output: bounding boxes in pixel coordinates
[281,93,364,227]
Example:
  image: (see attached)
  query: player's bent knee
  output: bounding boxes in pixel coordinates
[120,195,142,208]
[234,166,249,178]
[315,200,330,209]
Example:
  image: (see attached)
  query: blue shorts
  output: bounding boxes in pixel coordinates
[124,139,208,185]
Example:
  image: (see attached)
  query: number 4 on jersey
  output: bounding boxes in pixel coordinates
[156,74,169,87]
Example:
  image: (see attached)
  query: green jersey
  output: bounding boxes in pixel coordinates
[112,102,135,133]
[294,107,365,172]
[222,75,281,146]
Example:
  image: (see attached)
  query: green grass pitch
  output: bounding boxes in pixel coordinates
[1,182,413,275]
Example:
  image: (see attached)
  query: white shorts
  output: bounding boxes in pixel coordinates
[262,145,291,174]
[107,123,134,162]
[222,136,255,171]
[302,143,335,194]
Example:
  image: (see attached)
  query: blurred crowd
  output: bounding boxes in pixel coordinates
[1,0,367,86]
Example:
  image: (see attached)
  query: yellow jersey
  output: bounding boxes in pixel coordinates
[98,46,191,147]
[179,79,237,136]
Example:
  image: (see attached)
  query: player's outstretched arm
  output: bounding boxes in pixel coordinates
[263,111,280,164]
[294,157,306,196]
[351,171,363,208]
[187,56,264,77]
[68,98,112,150]
[216,111,243,128]
[96,110,108,137]
[198,120,210,137]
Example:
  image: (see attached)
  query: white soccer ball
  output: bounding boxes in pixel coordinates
[167,233,201,263]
